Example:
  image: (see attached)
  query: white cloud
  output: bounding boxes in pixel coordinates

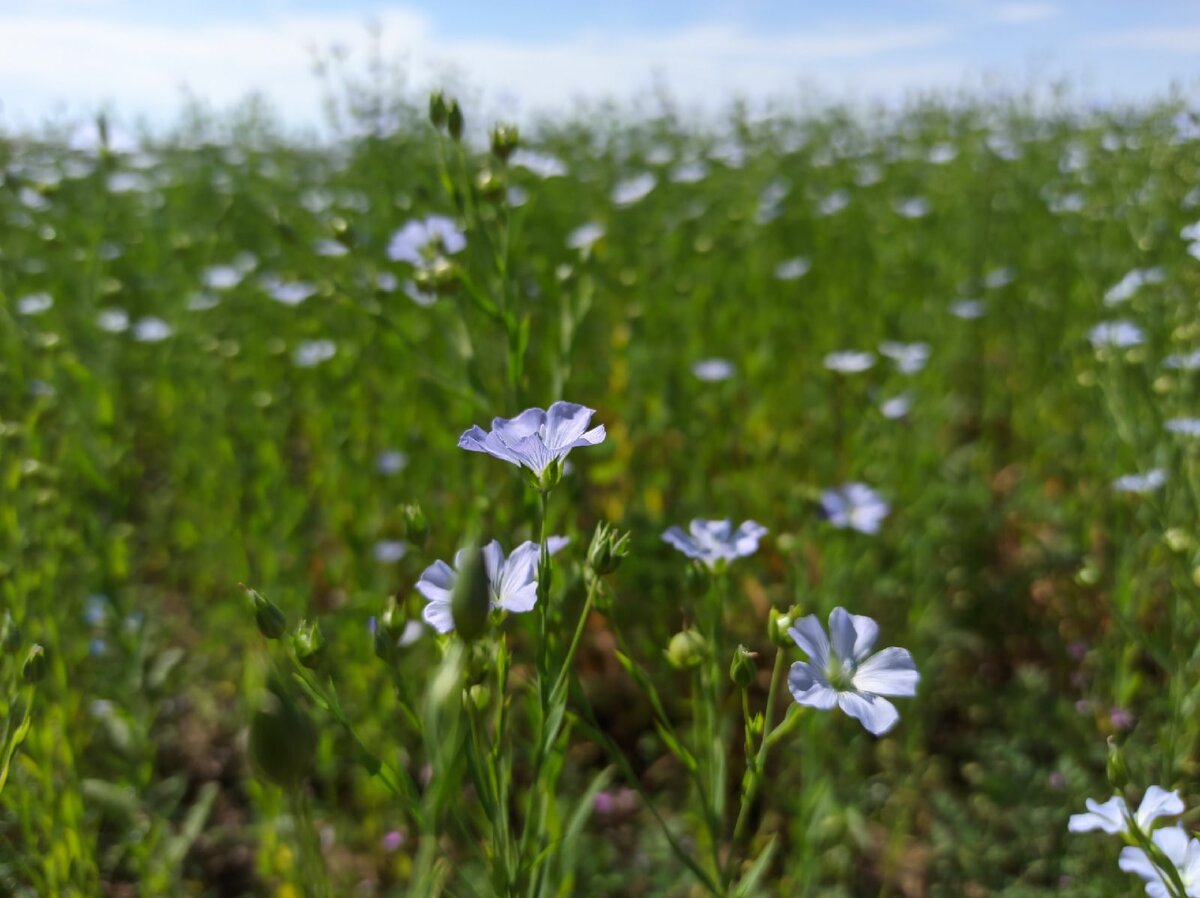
[0,8,958,130]
[993,3,1059,24]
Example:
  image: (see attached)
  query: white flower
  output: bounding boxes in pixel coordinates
[662,519,767,570]
[376,450,408,475]
[927,143,958,165]
[262,277,317,306]
[670,161,708,184]
[984,266,1015,290]
[817,190,850,216]
[821,483,890,534]
[824,351,875,374]
[787,607,919,736]
[203,265,243,290]
[692,358,735,382]
[1119,826,1200,898]
[415,540,540,634]
[187,292,220,311]
[1068,786,1184,836]
[315,238,348,257]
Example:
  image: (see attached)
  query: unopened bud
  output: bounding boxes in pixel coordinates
[1,611,21,653]
[446,100,464,142]
[476,168,505,202]
[730,645,757,690]
[380,596,407,640]
[490,124,519,162]
[587,521,631,578]
[403,503,429,546]
[769,606,801,648]
[247,587,287,640]
[292,619,327,670]
[468,683,490,711]
[1106,736,1129,791]
[428,91,448,130]
[249,675,318,790]
[451,545,491,643]
[22,644,46,684]
[666,629,706,670]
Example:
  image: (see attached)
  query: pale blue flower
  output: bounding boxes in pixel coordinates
[824,351,875,374]
[567,222,605,251]
[879,341,929,374]
[1166,351,1200,371]
[293,339,336,368]
[97,308,129,333]
[895,197,930,219]
[880,393,913,419]
[262,277,316,306]
[203,264,243,290]
[950,299,985,319]
[670,161,708,184]
[387,215,466,267]
[984,266,1015,289]
[1105,268,1165,305]
[817,190,850,216]
[821,483,889,534]
[1113,469,1166,493]
[376,450,408,475]
[416,540,540,633]
[1068,786,1183,836]
[692,358,735,382]
[661,519,767,569]
[459,401,605,477]
[1090,320,1145,349]
[133,317,172,342]
[774,257,811,281]
[1119,826,1200,898]
[511,150,567,179]
[787,607,919,736]
[1167,418,1200,437]
[17,293,53,315]
[612,173,656,207]
[373,540,408,564]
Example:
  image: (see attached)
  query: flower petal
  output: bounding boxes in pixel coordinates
[417,559,456,592]
[837,691,900,735]
[663,526,701,559]
[849,613,880,660]
[829,607,857,662]
[1118,846,1163,888]
[1068,796,1127,834]
[481,541,505,596]
[787,662,838,709]
[852,647,919,697]
[498,581,538,613]
[543,402,596,450]
[788,615,829,670]
[422,599,455,634]
[1137,786,1185,831]
[492,408,546,442]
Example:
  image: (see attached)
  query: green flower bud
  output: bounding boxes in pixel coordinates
[476,168,505,203]
[249,675,317,790]
[247,587,286,640]
[403,503,429,546]
[769,606,802,648]
[292,619,327,671]
[380,595,407,640]
[468,683,491,711]
[587,521,631,578]
[1,611,21,653]
[428,91,448,129]
[22,644,46,684]
[490,124,519,162]
[1106,736,1129,792]
[446,100,464,142]
[730,644,757,690]
[665,629,706,670]
[451,545,491,643]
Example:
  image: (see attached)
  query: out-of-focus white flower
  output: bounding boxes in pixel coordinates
[1113,469,1166,494]
[293,339,337,368]
[612,173,657,207]
[17,293,53,315]
[775,257,811,281]
[133,317,172,342]
[692,358,735,382]
[824,351,875,374]
[1089,320,1145,349]
[567,222,605,251]
[97,308,130,333]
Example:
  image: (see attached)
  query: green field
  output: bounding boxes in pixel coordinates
[3,86,1200,896]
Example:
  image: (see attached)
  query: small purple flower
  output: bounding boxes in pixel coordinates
[381,830,405,852]
[415,540,540,634]
[821,484,890,534]
[787,607,919,736]
[458,401,605,478]
[661,519,767,570]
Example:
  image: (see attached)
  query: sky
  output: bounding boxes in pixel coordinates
[1,0,1198,134]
